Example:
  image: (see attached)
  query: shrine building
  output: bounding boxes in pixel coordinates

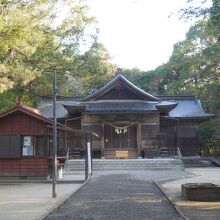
[39,73,214,159]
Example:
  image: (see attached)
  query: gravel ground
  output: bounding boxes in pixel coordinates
[45,170,190,220]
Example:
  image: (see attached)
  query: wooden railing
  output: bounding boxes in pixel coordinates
[177,147,182,159]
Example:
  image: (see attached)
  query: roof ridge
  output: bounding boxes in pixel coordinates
[16,101,42,115]
[0,101,53,124]
[81,73,160,101]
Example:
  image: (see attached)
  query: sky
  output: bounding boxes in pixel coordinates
[87,0,194,71]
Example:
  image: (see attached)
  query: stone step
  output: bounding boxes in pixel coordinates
[181,157,217,168]
[66,158,182,163]
[64,159,184,171]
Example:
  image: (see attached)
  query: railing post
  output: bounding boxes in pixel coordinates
[85,135,88,180]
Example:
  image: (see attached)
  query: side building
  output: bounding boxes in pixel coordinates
[39,73,214,159]
[0,101,91,178]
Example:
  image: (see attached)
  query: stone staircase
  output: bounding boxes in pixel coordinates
[181,156,217,168]
[64,158,184,172]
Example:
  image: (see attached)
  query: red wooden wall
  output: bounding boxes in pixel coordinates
[0,111,50,135]
[0,109,53,177]
[0,158,50,177]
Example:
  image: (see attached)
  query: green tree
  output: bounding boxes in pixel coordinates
[75,41,116,95]
[0,0,115,111]
[124,68,161,95]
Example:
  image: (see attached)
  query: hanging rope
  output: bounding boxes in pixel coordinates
[103,120,138,134]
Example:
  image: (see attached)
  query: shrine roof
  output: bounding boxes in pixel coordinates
[81,74,160,101]
[157,96,214,119]
[38,77,213,120]
[38,96,214,120]
[82,101,157,113]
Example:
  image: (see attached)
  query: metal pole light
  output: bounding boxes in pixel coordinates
[52,70,57,198]
[51,71,80,197]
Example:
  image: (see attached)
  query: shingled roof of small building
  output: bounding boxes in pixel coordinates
[0,101,53,124]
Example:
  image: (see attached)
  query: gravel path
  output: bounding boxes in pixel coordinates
[45,172,186,220]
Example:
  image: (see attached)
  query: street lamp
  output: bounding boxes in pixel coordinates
[52,70,57,198]
[52,70,77,198]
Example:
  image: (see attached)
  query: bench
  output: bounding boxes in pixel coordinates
[115,150,128,159]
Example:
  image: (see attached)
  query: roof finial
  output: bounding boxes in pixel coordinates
[16,97,21,104]
[115,68,124,76]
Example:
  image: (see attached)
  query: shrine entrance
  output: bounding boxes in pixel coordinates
[104,124,137,149]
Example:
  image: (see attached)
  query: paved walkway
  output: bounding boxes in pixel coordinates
[0,182,83,220]
[45,171,186,220]
[2,168,220,220]
[161,168,220,220]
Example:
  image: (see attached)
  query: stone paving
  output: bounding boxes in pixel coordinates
[2,168,220,220]
[45,170,189,220]
[161,168,220,220]
[0,182,82,220]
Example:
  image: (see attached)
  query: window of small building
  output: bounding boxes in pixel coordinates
[22,136,49,157]
[0,135,21,158]
[22,136,34,156]
[34,136,48,156]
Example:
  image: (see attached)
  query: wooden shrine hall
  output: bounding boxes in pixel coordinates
[39,73,214,159]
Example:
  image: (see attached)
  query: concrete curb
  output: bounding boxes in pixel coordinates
[152,169,202,220]
[0,180,85,184]
[37,180,89,220]
[159,169,200,183]
[154,180,190,220]
[154,168,220,220]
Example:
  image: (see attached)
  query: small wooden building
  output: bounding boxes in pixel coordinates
[39,73,214,159]
[0,101,73,178]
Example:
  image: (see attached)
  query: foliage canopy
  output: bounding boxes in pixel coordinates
[0,0,116,111]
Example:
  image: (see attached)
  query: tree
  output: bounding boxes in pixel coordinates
[165,0,220,154]
[0,0,115,111]
[73,41,116,95]
[123,68,161,95]
[113,1,219,112]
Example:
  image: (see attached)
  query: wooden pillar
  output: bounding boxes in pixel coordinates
[85,135,88,180]
[137,122,142,158]
[90,136,93,176]
[64,120,68,153]
[101,122,105,158]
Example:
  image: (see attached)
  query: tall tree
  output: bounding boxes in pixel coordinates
[0,0,115,111]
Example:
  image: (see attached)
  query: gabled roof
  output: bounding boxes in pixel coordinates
[37,77,213,120]
[81,74,160,101]
[39,102,69,119]
[0,101,53,124]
